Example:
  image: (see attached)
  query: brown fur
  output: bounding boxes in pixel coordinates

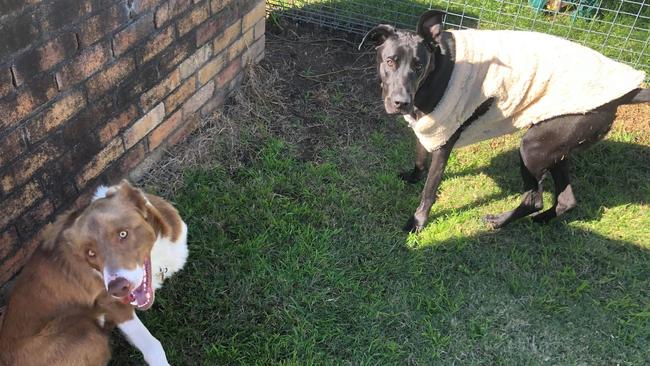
[0,180,172,365]
[0,209,133,366]
[146,193,182,242]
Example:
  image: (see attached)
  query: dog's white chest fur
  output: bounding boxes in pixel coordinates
[151,222,188,290]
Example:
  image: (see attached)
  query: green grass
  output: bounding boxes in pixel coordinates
[107,25,650,362]
[270,0,650,80]
[112,115,650,364]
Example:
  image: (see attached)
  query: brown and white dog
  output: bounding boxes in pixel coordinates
[0,180,188,365]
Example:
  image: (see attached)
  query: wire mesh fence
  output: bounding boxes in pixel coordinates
[266,0,649,81]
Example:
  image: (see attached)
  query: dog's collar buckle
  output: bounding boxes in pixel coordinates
[158,267,168,282]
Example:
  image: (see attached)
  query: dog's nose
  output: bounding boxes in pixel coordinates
[107,277,131,298]
[393,98,411,109]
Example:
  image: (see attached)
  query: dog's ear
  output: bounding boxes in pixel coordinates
[42,208,84,250]
[117,180,148,209]
[143,197,171,238]
[417,10,445,48]
[358,24,396,50]
[118,180,171,238]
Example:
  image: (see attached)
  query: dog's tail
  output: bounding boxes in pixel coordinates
[623,88,650,104]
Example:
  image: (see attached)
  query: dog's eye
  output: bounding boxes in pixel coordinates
[87,249,96,258]
[386,59,395,68]
[119,230,128,239]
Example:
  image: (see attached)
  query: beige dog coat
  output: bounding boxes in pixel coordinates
[407,29,646,151]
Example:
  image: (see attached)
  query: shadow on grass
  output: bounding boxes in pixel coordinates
[402,207,650,363]
[107,136,650,365]
[396,140,650,363]
[437,139,650,224]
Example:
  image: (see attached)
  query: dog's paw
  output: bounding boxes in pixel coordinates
[482,214,505,229]
[398,168,424,184]
[403,216,425,233]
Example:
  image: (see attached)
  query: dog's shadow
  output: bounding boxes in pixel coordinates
[440,139,650,224]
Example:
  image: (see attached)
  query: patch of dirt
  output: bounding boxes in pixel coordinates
[614,103,650,143]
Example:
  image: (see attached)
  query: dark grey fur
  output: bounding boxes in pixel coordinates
[360,10,650,232]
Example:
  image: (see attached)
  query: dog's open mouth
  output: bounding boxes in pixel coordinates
[122,257,155,310]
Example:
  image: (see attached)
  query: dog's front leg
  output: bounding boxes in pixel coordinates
[119,312,170,366]
[399,138,428,183]
[404,140,455,232]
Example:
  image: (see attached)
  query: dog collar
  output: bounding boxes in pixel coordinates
[415,50,434,90]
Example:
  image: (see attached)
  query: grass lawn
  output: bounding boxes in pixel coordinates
[111,26,650,365]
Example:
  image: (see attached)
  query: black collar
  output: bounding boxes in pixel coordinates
[413,32,456,118]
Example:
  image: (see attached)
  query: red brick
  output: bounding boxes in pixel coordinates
[0,13,40,59]
[140,69,180,112]
[41,0,98,33]
[0,76,58,131]
[179,44,211,79]
[79,3,129,47]
[75,137,125,188]
[0,68,15,99]
[227,69,244,91]
[199,81,229,116]
[112,13,154,56]
[242,34,264,65]
[0,227,18,260]
[158,40,193,74]
[178,2,209,36]
[216,57,241,88]
[55,42,112,89]
[26,90,86,143]
[196,17,225,47]
[37,156,80,210]
[140,25,175,63]
[168,110,200,145]
[253,18,265,39]
[115,63,159,107]
[0,128,26,168]
[1,141,63,193]
[12,33,78,86]
[155,0,191,28]
[15,199,54,238]
[131,0,161,14]
[228,28,254,61]
[105,141,146,182]
[243,0,265,31]
[148,109,182,149]
[210,0,232,14]
[198,53,225,86]
[123,102,165,148]
[86,56,136,100]
[0,181,43,229]
[0,0,40,16]
[182,80,213,117]
[165,77,195,113]
[0,172,12,194]
[212,19,240,53]
[98,104,139,145]
[0,93,38,131]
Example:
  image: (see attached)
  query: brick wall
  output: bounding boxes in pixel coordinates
[0,0,265,286]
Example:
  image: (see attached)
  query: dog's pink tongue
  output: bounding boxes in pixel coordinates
[133,284,152,309]
[132,257,154,310]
